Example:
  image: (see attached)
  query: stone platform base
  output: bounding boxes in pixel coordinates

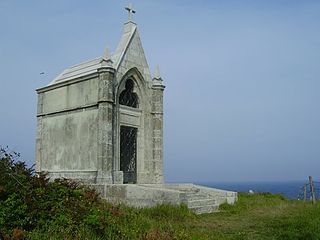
[91,183,237,214]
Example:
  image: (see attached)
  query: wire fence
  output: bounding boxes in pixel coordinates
[297,177,319,203]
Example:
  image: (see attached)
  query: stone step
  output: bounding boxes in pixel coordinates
[187,198,216,208]
[185,192,207,197]
[190,204,220,214]
[173,187,229,214]
[181,193,210,202]
[178,188,200,193]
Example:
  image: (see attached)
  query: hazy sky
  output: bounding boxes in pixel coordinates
[1,1,320,183]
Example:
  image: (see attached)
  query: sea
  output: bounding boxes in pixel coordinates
[197,181,319,200]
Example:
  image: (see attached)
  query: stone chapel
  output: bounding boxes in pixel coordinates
[36,6,164,185]
[35,5,237,214]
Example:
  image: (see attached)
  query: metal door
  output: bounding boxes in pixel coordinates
[120,126,137,183]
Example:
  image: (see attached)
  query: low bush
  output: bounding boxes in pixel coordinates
[0,147,102,237]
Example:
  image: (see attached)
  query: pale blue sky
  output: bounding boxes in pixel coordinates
[1,1,320,182]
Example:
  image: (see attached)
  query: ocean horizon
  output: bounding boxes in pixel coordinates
[195,180,320,200]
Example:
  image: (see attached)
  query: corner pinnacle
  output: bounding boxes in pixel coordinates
[153,65,162,80]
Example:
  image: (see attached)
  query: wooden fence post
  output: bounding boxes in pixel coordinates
[304,183,307,202]
[309,176,316,204]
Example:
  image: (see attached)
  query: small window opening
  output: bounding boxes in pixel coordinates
[119,79,139,108]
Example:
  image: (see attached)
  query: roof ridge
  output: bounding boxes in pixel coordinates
[112,23,137,70]
[66,57,101,69]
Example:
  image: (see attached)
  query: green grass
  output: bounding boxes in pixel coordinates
[186,193,320,240]
[23,193,320,240]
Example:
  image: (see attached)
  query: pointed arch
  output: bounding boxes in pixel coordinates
[119,79,139,108]
[116,67,147,108]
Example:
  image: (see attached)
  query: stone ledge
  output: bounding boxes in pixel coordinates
[89,183,237,214]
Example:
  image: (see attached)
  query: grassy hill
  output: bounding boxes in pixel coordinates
[1,148,320,240]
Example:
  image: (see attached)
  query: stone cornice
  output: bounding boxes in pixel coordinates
[37,103,98,118]
[97,66,116,74]
[36,72,100,93]
[152,85,165,91]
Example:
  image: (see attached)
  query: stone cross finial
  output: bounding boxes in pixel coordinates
[125,3,136,21]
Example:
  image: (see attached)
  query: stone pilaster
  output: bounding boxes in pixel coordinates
[35,92,44,173]
[96,65,115,183]
[35,116,43,173]
[151,82,165,183]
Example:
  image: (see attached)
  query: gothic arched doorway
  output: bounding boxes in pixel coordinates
[118,78,140,183]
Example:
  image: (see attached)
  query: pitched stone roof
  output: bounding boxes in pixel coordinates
[49,21,142,86]
[111,21,137,70]
[49,58,102,85]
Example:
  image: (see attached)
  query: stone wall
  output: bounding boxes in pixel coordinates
[36,77,101,182]
[40,78,99,114]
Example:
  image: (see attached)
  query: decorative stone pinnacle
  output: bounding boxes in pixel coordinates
[153,65,162,80]
[125,3,136,22]
[152,65,164,88]
[102,47,110,60]
[100,47,113,68]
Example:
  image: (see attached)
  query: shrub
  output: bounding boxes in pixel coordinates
[0,147,100,237]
